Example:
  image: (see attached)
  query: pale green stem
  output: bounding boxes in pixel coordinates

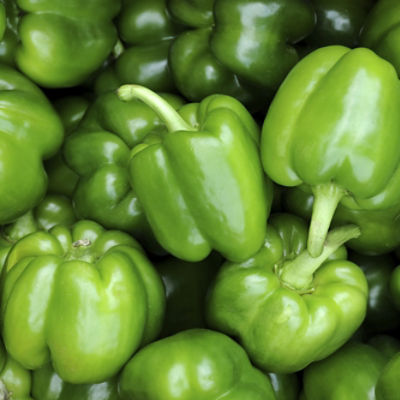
[117,84,195,133]
[308,182,345,257]
[279,225,360,291]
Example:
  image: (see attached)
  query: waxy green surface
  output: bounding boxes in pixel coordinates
[119,329,276,400]
[118,85,270,262]
[15,0,120,87]
[283,186,400,255]
[361,0,400,77]
[307,0,373,47]
[96,0,182,94]
[0,194,77,268]
[0,64,63,224]
[32,363,121,400]
[168,0,315,108]
[1,220,165,384]
[207,213,368,373]
[64,91,184,250]
[302,342,388,400]
[262,46,400,257]
[0,341,32,400]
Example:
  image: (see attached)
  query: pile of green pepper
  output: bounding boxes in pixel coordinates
[0,0,400,399]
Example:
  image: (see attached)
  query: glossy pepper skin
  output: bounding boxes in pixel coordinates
[32,363,121,400]
[261,46,400,257]
[168,0,315,108]
[1,220,165,384]
[15,0,120,88]
[349,252,400,334]
[306,0,373,48]
[0,341,32,400]
[302,341,389,400]
[119,329,276,400]
[46,96,89,197]
[361,0,400,77]
[118,85,270,262]
[96,0,182,94]
[64,91,183,245]
[0,0,19,65]
[156,253,222,337]
[206,213,367,373]
[283,186,400,255]
[0,194,77,268]
[389,265,400,311]
[0,64,64,224]
[376,352,400,400]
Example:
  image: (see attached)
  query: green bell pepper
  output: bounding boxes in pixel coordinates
[156,253,222,337]
[0,0,18,65]
[118,85,270,262]
[0,341,32,400]
[361,0,400,77]
[15,0,121,88]
[350,252,400,334]
[64,91,184,251]
[1,220,165,384]
[46,96,89,197]
[306,0,373,47]
[0,64,63,224]
[261,45,400,257]
[119,329,277,400]
[283,186,400,255]
[302,341,391,400]
[389,264,400,310]
[0,194,77,268]
[32,363,121,400]
[376,352,400,400]
[168,0,315,108]
[95,0,182,94]
[206,213,367,373]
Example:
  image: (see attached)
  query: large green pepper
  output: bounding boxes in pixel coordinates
[95,0,182,94]
[261,46,400,257]
[32,363,121,400]
[46,96,89,198]
[1,220,165,384]
[64,91,183,249]
[283,186,400,255]
[206,213,367,373]
[156,253,222,337]
[0,341,32,400]
[306,0,373,47]
[0,64,63,224]
[15,0,120,88]
[168,0,315,108]
[118,85,270,262]
[119,329,276,399]
[361,0,400,77]
[302,341,391,400]
[0,194,77,268]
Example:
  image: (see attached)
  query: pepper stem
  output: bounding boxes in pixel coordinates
[279,224,360,290]
[117,84,195,133]
[0,380,10,399]
[308,182,345,257]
